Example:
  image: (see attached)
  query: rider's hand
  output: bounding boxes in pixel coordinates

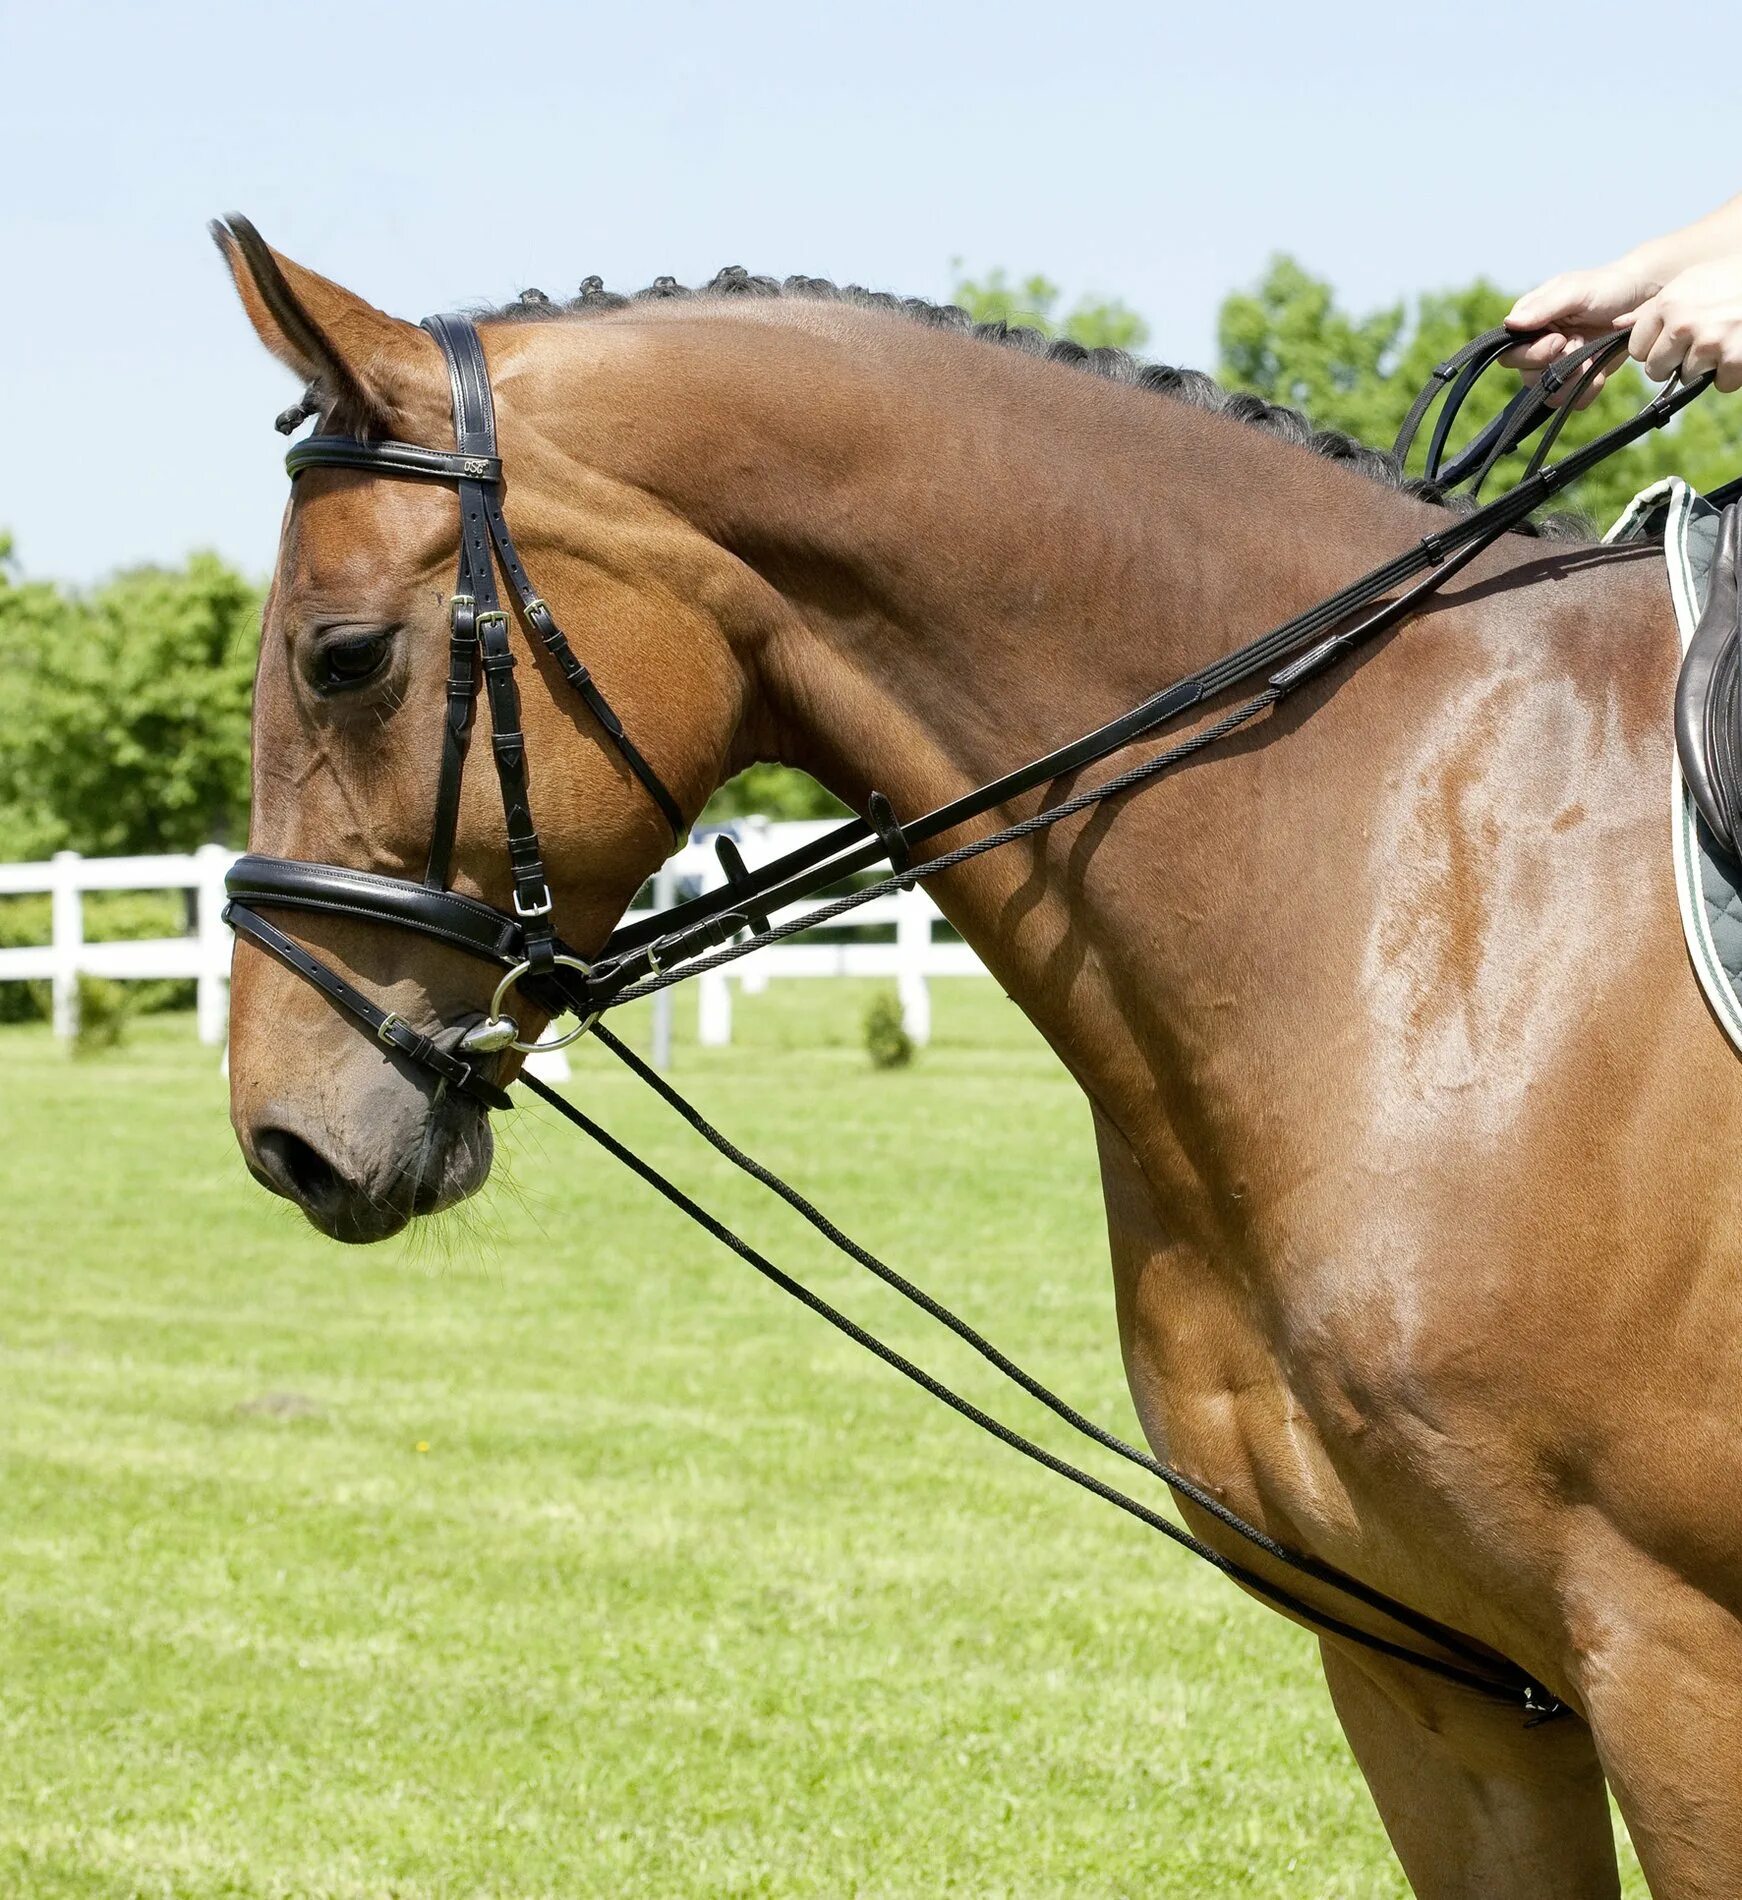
[1501,259,1667,406]
[1625,258,1742,393]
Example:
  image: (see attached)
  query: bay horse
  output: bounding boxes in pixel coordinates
[215,222,1742,1898]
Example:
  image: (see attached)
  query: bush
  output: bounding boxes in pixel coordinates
[702,763,846,823]
[863,990,914,1070]
[0,888,196,1024]
[71,974,133,1056]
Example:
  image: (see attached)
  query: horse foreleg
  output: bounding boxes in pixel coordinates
[1320,1641,1619,1899]
[1574,1568,1742,1900]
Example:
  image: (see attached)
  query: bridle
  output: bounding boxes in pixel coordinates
[225,313,686,1109]
[225,310,1714,1719]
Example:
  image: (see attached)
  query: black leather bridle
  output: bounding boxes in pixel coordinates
[225,314,687,1109]
[225,312,1715,1718]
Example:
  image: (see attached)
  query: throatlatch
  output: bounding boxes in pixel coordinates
[228,311,1717,1718]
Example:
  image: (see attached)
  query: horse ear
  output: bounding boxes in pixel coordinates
[210,214,441,432]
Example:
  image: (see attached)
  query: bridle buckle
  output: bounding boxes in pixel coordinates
[514,881,553,918]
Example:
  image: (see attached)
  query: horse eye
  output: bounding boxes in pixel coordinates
[314,632,392,692]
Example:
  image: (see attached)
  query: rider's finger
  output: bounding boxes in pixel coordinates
[1629,304,1667,373]
[1536,334,1604,409]
[1500,331,1569,369]
[1682,335,1721,385]
[1507,276,1579,328]
[1643,324,1688,383]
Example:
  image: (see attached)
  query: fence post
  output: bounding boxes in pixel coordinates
[522,1042,572,1084]
[696,850,733,1047]
[736,825,770,996]
[195,844,231,1046]
[649,860,677,1070]
[50,850,82,1040]
[896,884,932,1046]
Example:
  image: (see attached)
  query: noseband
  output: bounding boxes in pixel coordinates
[227,311,1714,1717]
[224,314,687,1107]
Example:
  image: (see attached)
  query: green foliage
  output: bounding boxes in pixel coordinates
[862,987,914,1069]
[1217,256,1742,529]
[702,762,846,823]
[0,542,260,860]
[0,889,194,1024]
[70,973,133,1056]
[951,264,1150,352]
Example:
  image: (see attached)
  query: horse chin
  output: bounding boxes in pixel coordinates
[244,1076,496,1246]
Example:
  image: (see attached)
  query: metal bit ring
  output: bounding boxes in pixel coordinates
[461,953,596,1055]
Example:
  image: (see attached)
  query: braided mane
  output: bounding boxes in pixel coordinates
[485,265,1568,532]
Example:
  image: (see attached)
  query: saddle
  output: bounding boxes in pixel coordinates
[1676,501,1742,862]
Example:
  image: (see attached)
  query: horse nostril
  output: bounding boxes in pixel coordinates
[247,1122,421,1245]
[252,1125,345,1209]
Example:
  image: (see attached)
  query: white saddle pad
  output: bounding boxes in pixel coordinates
[1607,478,1742,1049]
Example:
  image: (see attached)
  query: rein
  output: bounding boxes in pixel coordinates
[227,316,1711,1721]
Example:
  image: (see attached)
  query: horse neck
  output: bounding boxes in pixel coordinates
[564,302,1457,809]
[557,308,1631,1192]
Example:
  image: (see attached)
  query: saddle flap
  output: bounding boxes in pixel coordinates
[1675,501,1742,858]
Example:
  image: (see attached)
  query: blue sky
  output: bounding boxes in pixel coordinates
[6,0,1740,584]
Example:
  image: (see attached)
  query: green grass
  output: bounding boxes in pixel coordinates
[0,985,1641,1898]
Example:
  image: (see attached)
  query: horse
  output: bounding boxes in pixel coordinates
[214,220,1742,1898]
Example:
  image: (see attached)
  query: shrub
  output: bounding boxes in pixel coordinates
[71,974,133,1056]
[863,990,914,1070]
[0,888,196,1024]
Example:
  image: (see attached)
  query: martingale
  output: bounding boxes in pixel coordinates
[224,313,1711,1715]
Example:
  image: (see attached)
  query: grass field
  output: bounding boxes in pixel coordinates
[0,982,1646,1898]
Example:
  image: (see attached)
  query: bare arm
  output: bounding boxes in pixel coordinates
[1505,193,1742,399]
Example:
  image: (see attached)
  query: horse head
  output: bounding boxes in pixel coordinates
[216,219,763,1239]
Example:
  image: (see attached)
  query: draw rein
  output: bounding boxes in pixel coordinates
[226,318,1709,1721]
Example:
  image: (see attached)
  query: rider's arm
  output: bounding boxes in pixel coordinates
[1504,193,1742,398]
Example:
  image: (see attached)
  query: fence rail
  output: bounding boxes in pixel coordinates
[0,823,984,1053]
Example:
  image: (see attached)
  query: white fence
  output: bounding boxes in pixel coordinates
[0,822,984,1051]
[0,844,234,1044]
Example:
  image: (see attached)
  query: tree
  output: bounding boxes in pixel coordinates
[1217,256,1742,529]
[0,545,259,859]
[951,265,1150,352]
[703,761,845,823]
